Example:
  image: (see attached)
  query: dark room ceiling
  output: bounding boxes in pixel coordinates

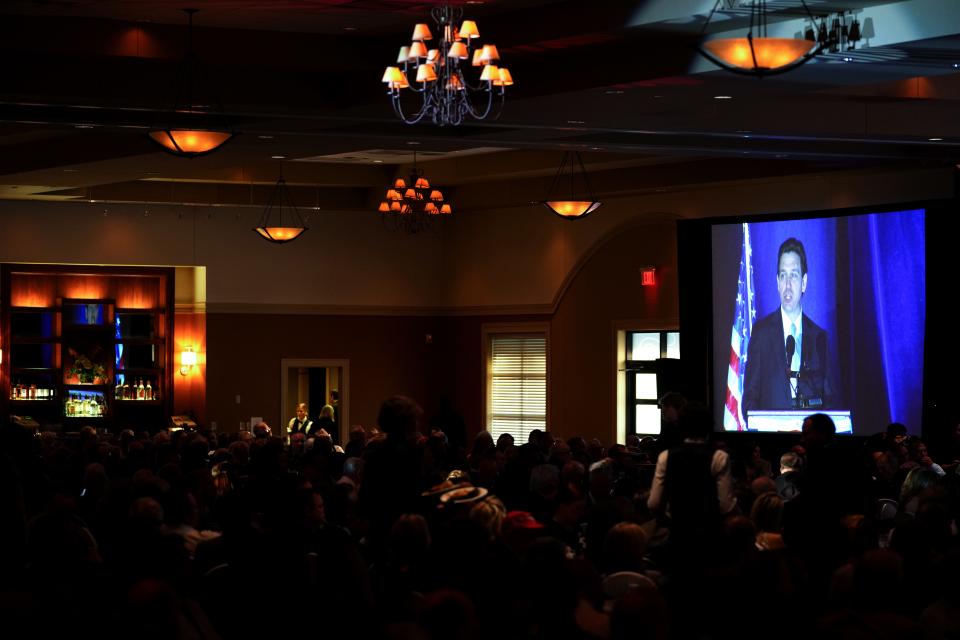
[1,0,958,213]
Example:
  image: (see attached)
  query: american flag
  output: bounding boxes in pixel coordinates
[724,223,756,431]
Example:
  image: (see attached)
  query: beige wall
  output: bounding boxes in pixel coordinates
[1,166,951,442]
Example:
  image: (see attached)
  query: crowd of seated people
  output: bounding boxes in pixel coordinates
[0,395,958,640]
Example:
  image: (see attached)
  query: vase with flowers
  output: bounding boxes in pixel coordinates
[66,348,109,385]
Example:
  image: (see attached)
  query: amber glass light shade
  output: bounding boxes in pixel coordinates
[542,200,602,219]
[394,178,407,189]
[440,204,452,214]
[390,201,401,212]
[414,177,430,189]
[424,202,438,214]
[378,202,390,212]
[429,190,444,201]
[472,49,484,66]
[254,226,307,243]
[412,23,433,41]
[149,129,233,157]
[702,37,816,71]
[446,75,464,91]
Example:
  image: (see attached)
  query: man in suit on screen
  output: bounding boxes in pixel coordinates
[743,237,834,420]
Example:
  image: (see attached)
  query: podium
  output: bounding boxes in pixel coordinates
[746,410,852,434]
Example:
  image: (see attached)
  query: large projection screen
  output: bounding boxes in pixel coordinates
[710,208,926,435]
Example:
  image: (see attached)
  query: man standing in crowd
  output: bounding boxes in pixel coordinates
[287,402,313,440]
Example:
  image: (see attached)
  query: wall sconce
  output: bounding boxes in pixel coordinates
[641,267,657,286]
[180,348,198,376]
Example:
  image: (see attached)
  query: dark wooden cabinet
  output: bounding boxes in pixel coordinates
[2,265,174,431]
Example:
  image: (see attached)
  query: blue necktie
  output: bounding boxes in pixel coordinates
[790,321,800,373]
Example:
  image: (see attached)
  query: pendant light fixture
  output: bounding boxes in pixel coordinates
[148,8,235,157]
[539,151,602,220]
[253,168,308,243]
[698,0,824,77]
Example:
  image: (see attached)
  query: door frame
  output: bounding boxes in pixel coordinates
[279,358,349,442]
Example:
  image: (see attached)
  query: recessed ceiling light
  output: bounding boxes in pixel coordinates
[653,95,663,99]
[406,141,420,145]
[373,160,384,163]
[842,56,853,62]
[566,120,585,125]
[928,137,944,141]
[344,26,356,31]
[63,168,79,173]
[604,90,624,95]
[258,135,275,140]
[74,124,95,129]
[714,95,733,100]
[271,155,286,159]
[145,171,160,175]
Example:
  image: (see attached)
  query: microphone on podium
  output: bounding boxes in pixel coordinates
[785,334,796,378]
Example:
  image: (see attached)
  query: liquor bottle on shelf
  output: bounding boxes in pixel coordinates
[65,396,73,417]
[122,380,130,400]
[145,379,153,401]
[115,380,123,401]
[28,384,36,399]
[137,379,145,401]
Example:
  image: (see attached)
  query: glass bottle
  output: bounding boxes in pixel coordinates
[145,379,153,401]
[122,380,130,400]
[137,378,145,401]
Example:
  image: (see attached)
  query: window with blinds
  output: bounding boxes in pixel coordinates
[487,333,547,442]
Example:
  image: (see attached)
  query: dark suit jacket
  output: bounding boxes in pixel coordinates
[742,308,834,418]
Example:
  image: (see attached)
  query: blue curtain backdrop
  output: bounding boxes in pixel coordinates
[740,210,926,433]
[847,210,926,433]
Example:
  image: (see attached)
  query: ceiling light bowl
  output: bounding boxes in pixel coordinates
[701,37,817,75]
[541,200,602,220]
[148,129,234,158]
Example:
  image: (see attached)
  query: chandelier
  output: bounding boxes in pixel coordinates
[148,9,235,157]
[378,153,452,233]
[381,5,513,126]
[698,0,823,77]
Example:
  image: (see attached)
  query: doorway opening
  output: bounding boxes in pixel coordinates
[279,359,349,443]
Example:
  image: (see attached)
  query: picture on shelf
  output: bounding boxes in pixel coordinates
[65,346,110,385]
